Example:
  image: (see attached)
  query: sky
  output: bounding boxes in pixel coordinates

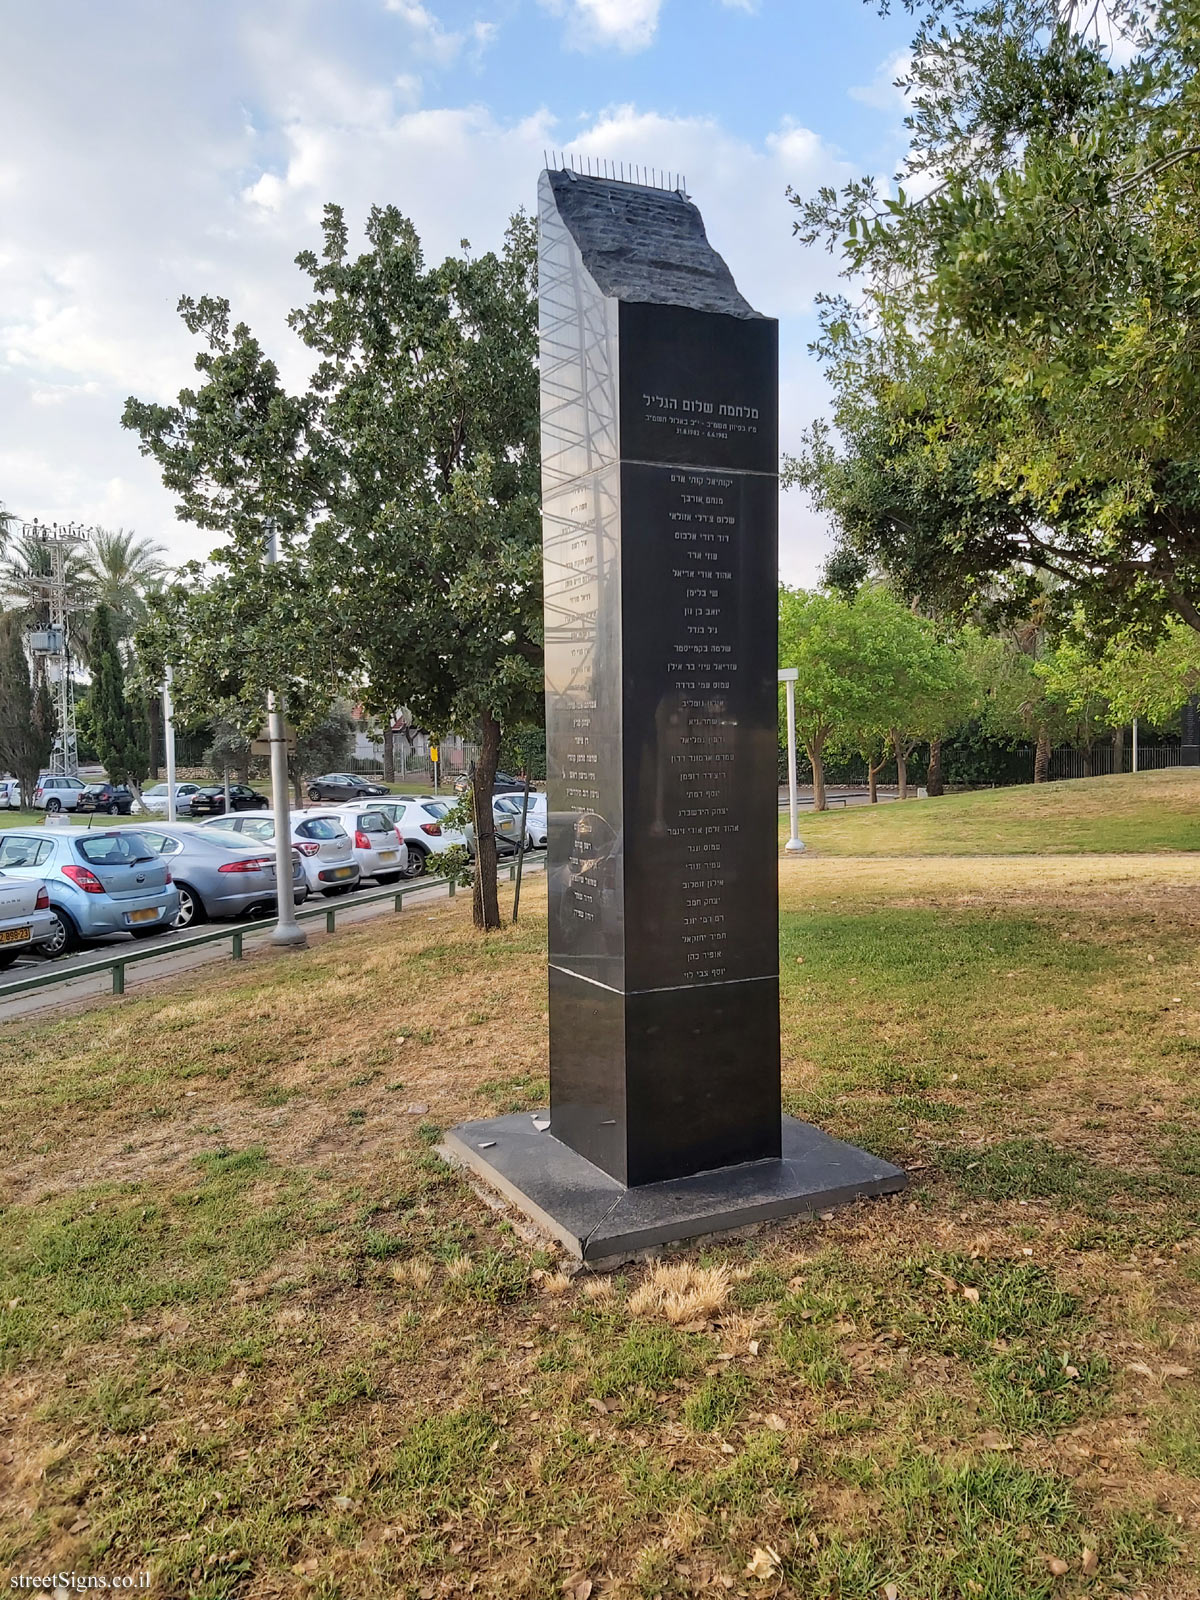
[1,0,917,585]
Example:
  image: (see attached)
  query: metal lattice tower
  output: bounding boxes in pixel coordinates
[21,519,92,778]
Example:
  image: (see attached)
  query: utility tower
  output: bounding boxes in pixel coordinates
[21,519,92,778]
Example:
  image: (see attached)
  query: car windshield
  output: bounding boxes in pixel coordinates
[424,801,450,818]
[357,811,389,833]
[76,833,155,866]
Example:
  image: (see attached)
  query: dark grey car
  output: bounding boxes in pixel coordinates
[114,822,309,929]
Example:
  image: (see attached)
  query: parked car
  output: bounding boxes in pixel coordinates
[201,811,361,896]
[319,805,409,882]
[362,797,471,877]
[0,869,58,968]
[495,792,548,850]
[75,782,135,816]
[142,781,203,816]
[188,784,269,816]
[0,779,22,810]
[305,772,389,803]
[0,828,178,955]
[112,822,308,928]
[453,770,530,797]
[33,775,88,813]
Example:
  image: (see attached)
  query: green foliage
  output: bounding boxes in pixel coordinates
[124,202,542,927]
[0,613,52,800]
[90,604,151,787]
[790,0,1200,641]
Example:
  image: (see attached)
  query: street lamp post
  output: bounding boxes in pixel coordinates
[264,518,306,949]
[778,667,805,855]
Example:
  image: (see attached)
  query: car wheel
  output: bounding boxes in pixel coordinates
[45,797,61,814]
[172,883,207,930]
[42,907,77,956]
[308,787,322,802]
[404,847,429,878]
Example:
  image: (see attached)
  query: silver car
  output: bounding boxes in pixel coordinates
[113,822,309,929]
[0,869,57,968]
[202,811,361,895]
[0,828,179,955]
[318,805,409,882]
[141,781,202,816]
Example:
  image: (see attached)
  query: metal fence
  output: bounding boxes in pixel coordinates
[1048,743,1185,780]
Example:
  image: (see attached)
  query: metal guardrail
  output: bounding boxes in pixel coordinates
[0,852,547,1002]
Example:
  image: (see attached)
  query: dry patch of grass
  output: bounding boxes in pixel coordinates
[0,860,1199,1596]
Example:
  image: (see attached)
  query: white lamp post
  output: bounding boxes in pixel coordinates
[778,667,804,854]
[264,518,307,949]
[162,664,178,823]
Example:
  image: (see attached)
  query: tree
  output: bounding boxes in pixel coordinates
[90,605,150,789]
[1098,620,1200,729]
[792,0,1200,640]
[80,529,169,651]
[124,203,541,931]
[778,588,874,811]
[0,614,52,802]
[291,705,355,802]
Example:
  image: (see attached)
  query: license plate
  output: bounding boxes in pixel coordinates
[378,850,397,862]
[129,908,159,924]
[0,927,30,944]
[330,866,354,880]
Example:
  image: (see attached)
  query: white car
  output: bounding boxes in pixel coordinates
[0,779,22,810]
[141,781,203,816]
[0,868,58,969]
[366,797,471,877]
[33,775,88,813]
[315,804,409,883]
[495,792,547,850]
[200,810,361,896]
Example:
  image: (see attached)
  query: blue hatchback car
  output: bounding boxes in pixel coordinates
[0,828,180,956]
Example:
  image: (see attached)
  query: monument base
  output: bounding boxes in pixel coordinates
[439,1113,906,1267]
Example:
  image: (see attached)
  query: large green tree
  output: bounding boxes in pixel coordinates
[90,604,150,789]
[125,204,540,930]
[793,0,1200,638]
[0,614,52,803]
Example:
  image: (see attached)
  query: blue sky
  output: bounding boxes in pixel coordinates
[1,0,916,580]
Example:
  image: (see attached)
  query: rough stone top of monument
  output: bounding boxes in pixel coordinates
[545,169,766,320]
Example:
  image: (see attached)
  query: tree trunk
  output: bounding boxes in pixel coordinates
[891,730,908,800]
[867,760,879,804]
[472,709,503,930]
[382,724,395,784]
[926,736,944,797]
[1034,726,1051,783]
[1081,743,1093,778]
[1112,725,1124,775]
[809,744,827,812]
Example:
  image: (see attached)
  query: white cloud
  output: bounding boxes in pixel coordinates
[0,5,852,585]
[543,0,664,53]
[382,0,496,67]
[719,0,760,12]
[849,49,911,113]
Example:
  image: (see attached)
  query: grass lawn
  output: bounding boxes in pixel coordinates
[2,835,1200,1594]
[783,768,1200,855]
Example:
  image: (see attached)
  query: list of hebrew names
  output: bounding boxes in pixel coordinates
[555,515,602,925]
[662,470,740,985]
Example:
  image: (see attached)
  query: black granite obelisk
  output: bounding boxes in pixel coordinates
[442,169,904,1262]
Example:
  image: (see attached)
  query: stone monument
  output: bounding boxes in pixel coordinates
[442,167,904,1263]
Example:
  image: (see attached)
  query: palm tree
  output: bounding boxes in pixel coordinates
[79,528,170,646]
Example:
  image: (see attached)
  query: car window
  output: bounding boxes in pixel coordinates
[423,802,449,818]
[239,819,275,842]
[296,818,344,840]
[76,833,155,866]
[140,831,183,857]
[0,836,47,868]
[358,811,390,834]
